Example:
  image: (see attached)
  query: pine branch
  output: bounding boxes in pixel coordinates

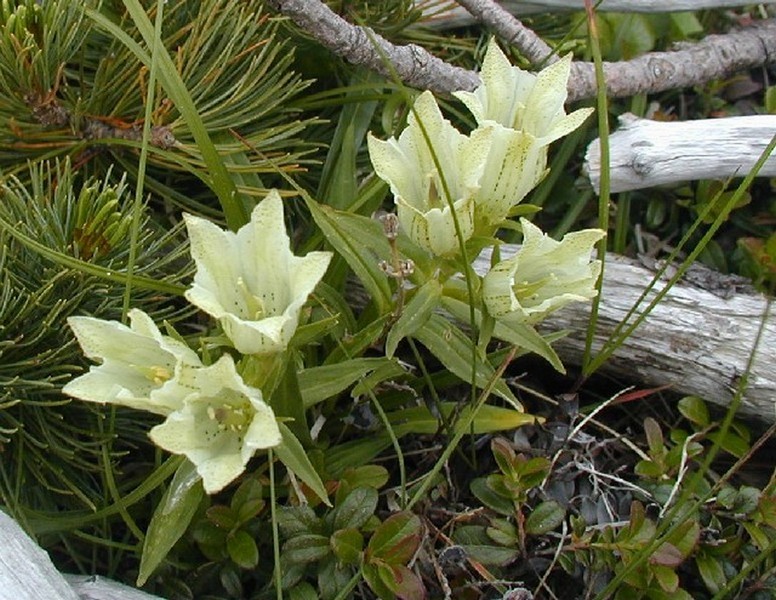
[266,0,776,101]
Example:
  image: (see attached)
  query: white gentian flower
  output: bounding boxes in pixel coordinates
[453,39,593,145]
[367,91,492,256]
[63,308,202,416]
[184,190,332,355]
[149,354,281,494]
[473,123,547,228]
[483,219,605,323]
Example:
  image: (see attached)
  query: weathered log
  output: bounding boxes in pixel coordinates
[0,512,163,600]
[0,510,80,600]
[474,248,776,422]
[584,114,776,193]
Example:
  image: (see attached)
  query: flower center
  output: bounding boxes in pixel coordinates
[512,276,550,306]
[207,401,252,433]
[134,364,173,386]
[236,276,266,320]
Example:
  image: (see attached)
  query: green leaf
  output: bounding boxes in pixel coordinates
[708,430,750,459]
[269,357,311,445]
[227,530,259,569]
[275,423,331,506]
[651,564,679,593]
[441,296,564,372]
[289,582,319,600]
[669,12,703,38]
[493,319,564,372]
[525,500,565,535]
[385,279,442,358]
[283,534,331,564]
[333,487,379,531]
[697,551,726,594]
[137,459,204,586]
[338,466,390,495]
[318,555,358,598]
[366,512,422,565]
[486,519,518,547]
[230,477,263,512]
[362,562,395,600]
[306,199,392,314]
[331,528,364,566]
[276,505,321,538]
[677,396,710,427]
[206,505,237,530]
[470,478,514,516]
[386,402,537,435]
[412,313,520,408]
[317,71,382,211]
[350,360,409,397]
[458,544,518,566]
[377,562,425,599]
[299,358,396,408]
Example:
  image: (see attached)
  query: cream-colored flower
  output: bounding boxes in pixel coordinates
[473,123,547,228]
[63,309,201,416]
[483,219,605,323]
[149,355,281,494]
[184,190,332,355]
[454,39,593,144]
[367,91,491,256]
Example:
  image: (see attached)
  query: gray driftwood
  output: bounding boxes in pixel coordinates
[474,248,776,422]
[585,114,776,193]
[0,511,163,599]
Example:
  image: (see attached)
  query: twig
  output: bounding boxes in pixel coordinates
[452,0,555,65]
[264,0,478,93]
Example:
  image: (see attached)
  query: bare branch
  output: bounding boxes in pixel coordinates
[568,19,776,102]
[266,0,776,103]
[451,0,555,65]
[265,0,478,93]
[425,0,776,27]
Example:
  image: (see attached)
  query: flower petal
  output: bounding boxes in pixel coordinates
[63,309,200,415]
[184,190,332,355]
[149,355,281,494]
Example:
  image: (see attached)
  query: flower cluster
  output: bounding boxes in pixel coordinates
[368,39,603,325]
[63,190,332,493]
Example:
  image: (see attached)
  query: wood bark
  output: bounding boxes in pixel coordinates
[584,114,776,193]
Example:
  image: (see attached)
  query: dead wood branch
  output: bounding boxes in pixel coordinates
[585,114,776,193]
[266,0,776,102]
